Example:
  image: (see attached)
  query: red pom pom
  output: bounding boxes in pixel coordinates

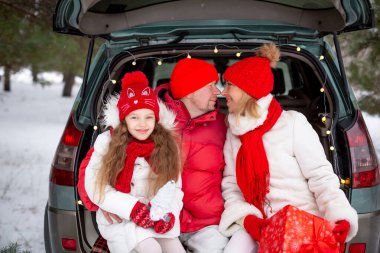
[121,71,149,89]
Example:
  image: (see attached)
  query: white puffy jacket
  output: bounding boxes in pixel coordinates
[218,94,358,242]
[84,96,183,253]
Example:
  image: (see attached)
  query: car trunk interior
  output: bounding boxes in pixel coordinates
[75,43,351,247]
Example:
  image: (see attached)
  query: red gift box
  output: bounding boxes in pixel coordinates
[259,205,339,253]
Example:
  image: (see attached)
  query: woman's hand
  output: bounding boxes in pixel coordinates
[243,215,269,241]
[333,220,350,253]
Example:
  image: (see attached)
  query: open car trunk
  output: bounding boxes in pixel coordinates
[75,43,352,249]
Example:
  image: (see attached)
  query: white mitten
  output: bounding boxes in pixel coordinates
[149,180,176,221]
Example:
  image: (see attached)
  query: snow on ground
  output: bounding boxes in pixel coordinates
[0,69,79,252]
[0,69,379,252]
[362,112,380,157]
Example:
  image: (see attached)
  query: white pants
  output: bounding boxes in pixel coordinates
[134,237,186,253]
[180,225,229,253]
[223,228,258,253]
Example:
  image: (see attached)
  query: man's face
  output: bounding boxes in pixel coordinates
[186,81,220,117]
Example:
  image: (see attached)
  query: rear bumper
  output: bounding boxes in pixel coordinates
[45,206,91,253]
[346,209,380,252]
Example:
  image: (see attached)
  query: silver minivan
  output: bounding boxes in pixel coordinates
[45,1,379,252]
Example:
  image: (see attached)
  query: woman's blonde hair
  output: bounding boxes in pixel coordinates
[229,43,280,123]
[95,120,181,201]
[232,86,261,124]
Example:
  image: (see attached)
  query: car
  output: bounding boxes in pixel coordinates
[45,0,380,252]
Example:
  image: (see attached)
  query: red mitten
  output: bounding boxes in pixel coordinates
[130,201,154,228]
[333,220,350,253]
[243,215,269,241]
[154,213,175,234]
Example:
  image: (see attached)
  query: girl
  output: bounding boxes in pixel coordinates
[84,71,185,253]
[219,43,358,253]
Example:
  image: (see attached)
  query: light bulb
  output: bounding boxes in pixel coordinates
[326,130,331,135]
[111,80,116,84]
[132,60,137,66]
[320,87,325,92]
[236,52,241,57]
[321,116,327,123]
[157,60,162,66]
[93,125,98,131]
[214,47,218,53]
[77,200,83,205]
[319,55,325,60]
[187,53,191,58]
[296,47,301,52]
[330,146,335,151]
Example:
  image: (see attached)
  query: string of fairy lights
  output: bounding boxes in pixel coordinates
[96,43,348,186]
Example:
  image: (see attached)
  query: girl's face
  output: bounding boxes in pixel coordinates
[222,81,244,114]
[125,108,156,141]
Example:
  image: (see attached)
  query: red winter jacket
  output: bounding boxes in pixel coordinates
[156,84,227,232]
[77,147,99,211]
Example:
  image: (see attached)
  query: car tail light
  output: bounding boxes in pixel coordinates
[346,111,379,188]
[50,114,82,187]
[61,238,77,251]
[349,243,366,253]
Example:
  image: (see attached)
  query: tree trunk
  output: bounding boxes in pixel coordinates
[31,64,39,84]
[4,65,11,92]
[62,72,75,97]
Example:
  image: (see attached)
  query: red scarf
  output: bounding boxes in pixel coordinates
[114,138,155,193]
[236,98,283,218]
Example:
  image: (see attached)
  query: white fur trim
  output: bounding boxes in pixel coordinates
[219,202,262,237]
[101,94,121,129]
[158,100,177,131]
[93,131,111,155]
[100,94,177,131]
[228,94,273,136]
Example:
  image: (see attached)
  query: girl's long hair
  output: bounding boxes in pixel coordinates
[95,120,181,201]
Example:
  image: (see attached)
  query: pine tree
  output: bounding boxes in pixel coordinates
[0,0,88,96]
[340,0,380,115]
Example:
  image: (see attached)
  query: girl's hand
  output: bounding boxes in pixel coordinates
[130,201,154,228]
[154,213,175,234]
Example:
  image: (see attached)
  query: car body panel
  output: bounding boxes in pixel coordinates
[54,0,374,37]
[49,184,77,211]
[351,184,380,213]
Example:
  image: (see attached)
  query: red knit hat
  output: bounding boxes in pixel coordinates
[170,58,219,99]
[224,43,280,99]
[117,71,159,121]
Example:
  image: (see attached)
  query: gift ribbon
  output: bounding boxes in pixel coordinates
[299,217,338,253]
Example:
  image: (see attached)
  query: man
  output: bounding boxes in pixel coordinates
[79,58,228,253]
[156,58,228,252]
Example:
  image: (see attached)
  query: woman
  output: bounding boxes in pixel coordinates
[219,43,358,253]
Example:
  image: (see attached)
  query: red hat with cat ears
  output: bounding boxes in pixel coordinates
[117,71,160,121]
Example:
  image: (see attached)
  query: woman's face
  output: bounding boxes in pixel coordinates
[222,81,244,114]
[124,108,156,140]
